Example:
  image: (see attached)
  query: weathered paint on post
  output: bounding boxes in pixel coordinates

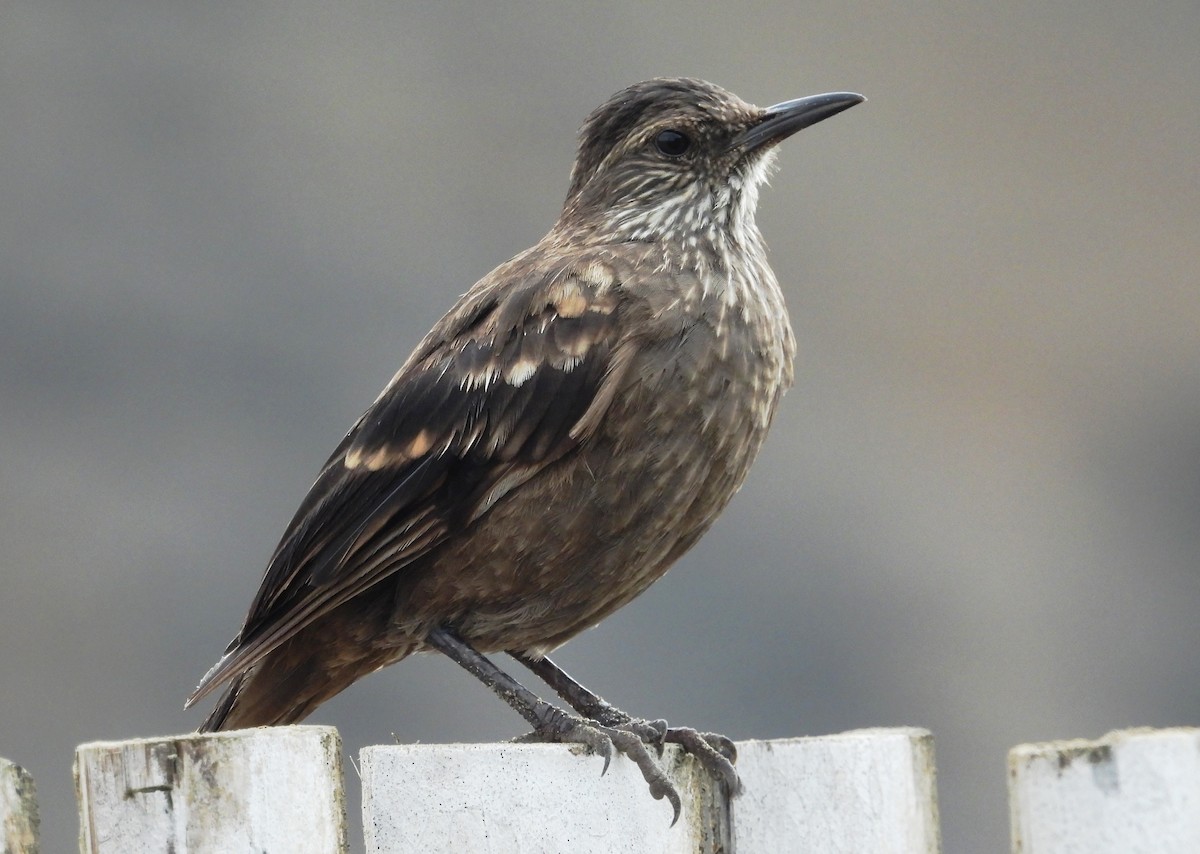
[75,726,348,854]
[1009,727,1200,854]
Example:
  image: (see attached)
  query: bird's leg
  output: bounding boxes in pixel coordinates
[426,627,683,822]
[511,651,742,795]
[510,651,667,736]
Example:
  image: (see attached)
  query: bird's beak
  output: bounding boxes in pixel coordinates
[732,91,865,153]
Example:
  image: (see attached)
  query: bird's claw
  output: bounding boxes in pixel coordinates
[620,717,669,749]
[605,726,682,824]
[520,707,683,823]
[662,726,743,795]
[585,708,742,796]
[518,703,739,820]
[523,707,617,774]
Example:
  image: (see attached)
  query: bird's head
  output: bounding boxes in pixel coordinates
[558,78,863,262]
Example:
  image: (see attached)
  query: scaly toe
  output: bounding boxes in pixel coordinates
[523,707,681,817]
[664,727,743,795]
[607,728,682,824]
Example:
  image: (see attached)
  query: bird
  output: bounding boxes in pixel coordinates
[186,77,863,819]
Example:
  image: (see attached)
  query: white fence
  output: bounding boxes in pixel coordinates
[3,726,1198,852]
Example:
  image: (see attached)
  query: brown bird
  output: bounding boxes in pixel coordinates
[186,78,862,817]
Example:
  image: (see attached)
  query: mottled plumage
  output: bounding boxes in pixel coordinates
[187,78,862,813]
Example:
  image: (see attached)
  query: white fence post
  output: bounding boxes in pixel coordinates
[2,757,40,854]
[360,727,940,853]
[74,726,348,854]
[1008,726,1200,854]
[734,728,941,853]
[52,723,1200,850]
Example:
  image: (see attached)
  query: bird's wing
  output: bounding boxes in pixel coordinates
[187,256,639,706]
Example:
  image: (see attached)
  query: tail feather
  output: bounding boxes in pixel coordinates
[198,672,246,732]
[196,661,332,732]
[191,595,417,731]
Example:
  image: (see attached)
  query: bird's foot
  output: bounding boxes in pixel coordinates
[661,726,742,795]
[591,710,742,796]
[515,704,683,823]
[507,652,741,802]
[520,706,742,803]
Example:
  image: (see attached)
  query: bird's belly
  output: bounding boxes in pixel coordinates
[398,330,785,653]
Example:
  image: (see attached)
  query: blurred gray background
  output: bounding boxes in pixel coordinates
[3,2,1198,851]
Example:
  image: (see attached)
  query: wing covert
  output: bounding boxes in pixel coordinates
[187,257,635,706]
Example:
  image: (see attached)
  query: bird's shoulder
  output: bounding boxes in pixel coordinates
[350,246,636,470]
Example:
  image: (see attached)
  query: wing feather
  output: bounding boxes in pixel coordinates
[187,257,632,707]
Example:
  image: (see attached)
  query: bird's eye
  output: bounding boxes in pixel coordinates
[654,129,691,157]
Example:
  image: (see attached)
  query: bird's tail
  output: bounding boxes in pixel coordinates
[195,633,422,732]
[198,671,247,732]
[196,660,342,732]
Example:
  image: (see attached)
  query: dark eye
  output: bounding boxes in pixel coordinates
[654,129,691,157]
